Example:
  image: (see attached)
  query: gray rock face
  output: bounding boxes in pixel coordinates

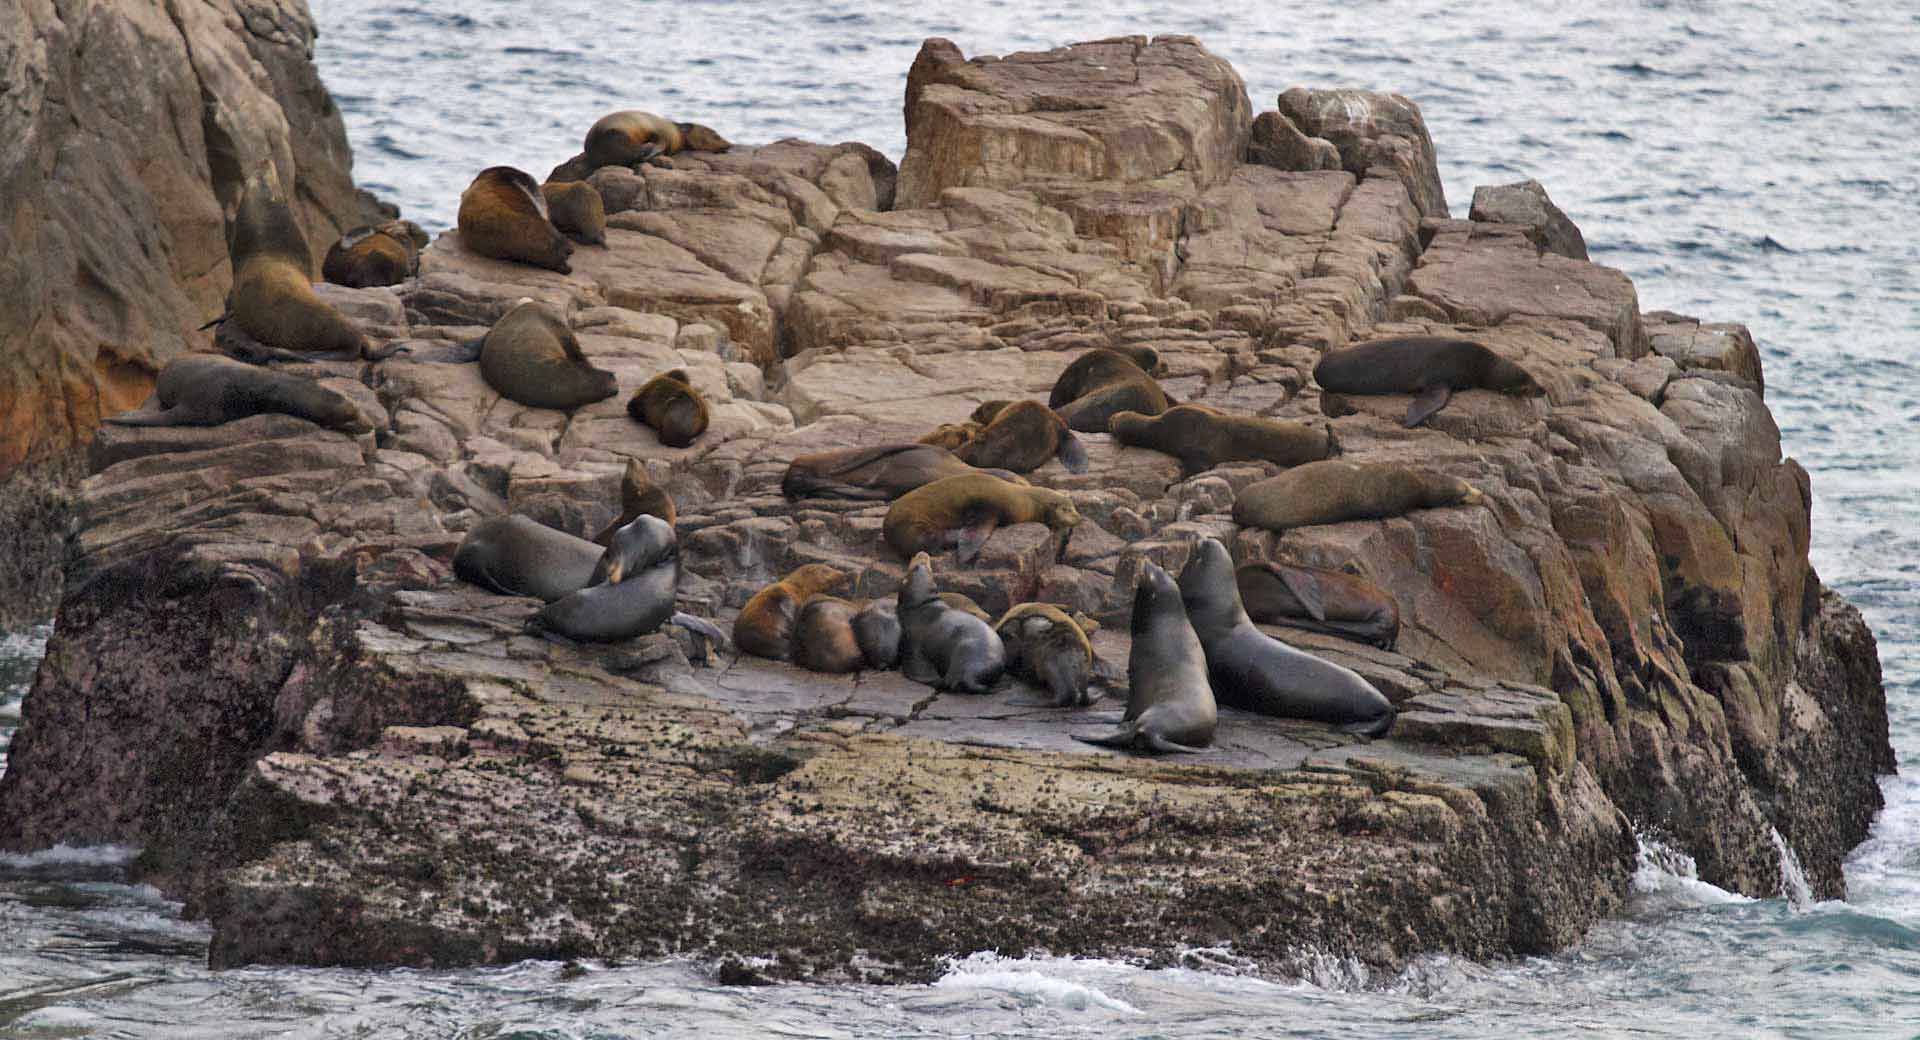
[1469,179,1591,261]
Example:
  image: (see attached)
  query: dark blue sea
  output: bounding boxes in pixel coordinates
[5,0,1918,1034]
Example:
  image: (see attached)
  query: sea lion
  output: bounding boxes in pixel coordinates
[733,563,852,661]
[918,421,983,453]
[1075,563,1216,754]
[321,220,428,288]
[1110,405,1332,475]
[960,400,1089,474]
[477,300,618,411]
[1237,561,1401,650]
[454,515,604,602]
[540,180,607,246]
[1233,460,1482,532]
[219,168,373,361]
[583,111,733,169]
[896,552,1006,694]
[457,166,574,273]
[1178,538,1394,736]
[529,515,724,647]
[626,369,710,448]
[852,600,902,669]
[1048,346,1174,433]
[792,596,866,673]
[105,354,371,434]
[593,460,677,546]
[781,444,1028,502]
[1312,336,1543,427]
[883,473,1083,564]
[995,603,1097,708]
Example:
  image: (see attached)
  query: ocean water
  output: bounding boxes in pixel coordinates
[6,0,1920,1034]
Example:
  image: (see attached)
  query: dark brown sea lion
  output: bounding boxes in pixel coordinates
[883,473,1083,564]
[1312,336,1543,427]
[1048,346,1174,433]
[540,180,607,246]
[1237,561,1401,650]
[995,602,1098,708]
[733,563,852,661]
[478,300,618,410]
[321,220,428,288]
[781,444,1028,502]
[897,552,1006,694]
[1233,460,1482,532]
[627,369,710,448]
[961,400,1089,474]
[1075,563,1216,754]
[106,354,370,434]
[593,460,676,546]
[454,515,604,602]
[458,166,574,273]
[792,596,866,673]
[218,168,372,361]
[583,110,733,170]
[1109,405,1332,475]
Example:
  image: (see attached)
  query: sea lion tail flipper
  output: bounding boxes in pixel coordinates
[955,519,997,564]
[1276,566,1331,623]
[1073,723,1138,749]
[1145,733,1208,754]
[103,408,176,427]
[1337,710,1397,739]
[1058,433,1090,474]
[1404,384,1452,427]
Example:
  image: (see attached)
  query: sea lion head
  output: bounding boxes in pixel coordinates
[1113,344,1165,376]
[785,563,852,598]
[1131,563,1182,637]
[1494,357,1546,396]
[1108,410,1151,439]
[1034,487,1084,531]
[900,551,937,610]
[1175,538,1244,635]
[314,392,375,435]
[592,514,676,585]
[677,122,732,153]
[970,400,1016,424]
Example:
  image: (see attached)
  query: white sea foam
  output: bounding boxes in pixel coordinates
[0,843,140,871]
[932,952,1142,1013]
[1630,835,1755,908]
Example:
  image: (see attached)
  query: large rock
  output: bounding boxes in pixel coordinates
[1277,87,1449,219]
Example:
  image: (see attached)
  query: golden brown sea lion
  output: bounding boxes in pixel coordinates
[458,166,574,273]
[995,602,1098,707]
[321,220,428,288]
[626,369,710,448]
[219,168,372,361]
[1237,561,1401,649]
[1313,336,1544,427]
[883,473,1083,564]
[105,354,371,433]
[540,180,607,246]
[1233,460,1483,532]
[960,400,1089,474]
[918,421,983,453]
[477,300,619,410]
[593,459,677,546]
[792,596,866,674]
[781,444,1027,502]
[583,110,733,169]
[733,563,852,661]
[1048,347,1174,433]
[1109,405,1332,475]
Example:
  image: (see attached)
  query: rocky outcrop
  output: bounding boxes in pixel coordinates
[0,0,383,476]
[0,35,1891,981]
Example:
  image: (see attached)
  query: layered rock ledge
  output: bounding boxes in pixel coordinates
[0,34,1893,981]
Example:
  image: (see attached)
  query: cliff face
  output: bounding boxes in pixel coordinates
[0,35,1893,980]
[0,0,381,475]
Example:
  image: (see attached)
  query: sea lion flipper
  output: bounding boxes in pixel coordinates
[1337,711,1396,739]
[103,407,177,427]
[1073,724,1137,749]
[670,612,728,663]
[1276,566,1330,623]
[1058,432,1090,474]
[902,650,939,684]
[365,341,409,362]
[1145,733,1207,754]
[954,518,997,564]
[1404,384,1452,427]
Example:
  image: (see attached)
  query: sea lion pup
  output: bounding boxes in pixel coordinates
[781,444,1028,502]
[1048,346,1174,434]
[1238,561,1402,650]
[540,180,607,246]
[733,563,852,661]
[883,473,1083,565]
[1234,460,1483,532]
[530,515,726,648]
[961,400,1090,474]
[476,300,618,411]
[218,168,373,361]
[1312,336,1543,428]
[792,596,866,673]
[321,220,427,288]
[626,369,710,448]
[457,166,574,273]
[1075,563,1216,754]
[1179,539,1395,737]
[106,354,371,434]
[454,515,605,602]
[918,421,983,454]
[1110,406,1332,475]
[593,460,677,546]
[852,600,903,668]
[995,603,1098,708]
[896,552,1006,694]
[583,110,733,169]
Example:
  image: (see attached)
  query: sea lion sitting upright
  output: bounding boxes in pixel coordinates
[627,369,710,448]
[883,473,1083,564]
[106,354,370,434]
[896,552,1006,694]
[593,459,676,546]
[322,220,428,288]
[219,168,372,361]
[781,444,1028,502]
[733,563,852,661]
[1312,336,1543,428]
[540,180,608,246]
[583,110,733,169]
[1109,405,1332,475]
[454,515,605,602]
[995,602,1099,708]
[792,596,866,674]
[477,300,618,410]
[458,166,574,273]
[1075,563,1216,754]
[1234,459,1482,532]
[1237,560,1401,650]
[529,515,725,648]
[961,400,1089,474]
[1178,538,1395,736]
[1048,346,1174,434]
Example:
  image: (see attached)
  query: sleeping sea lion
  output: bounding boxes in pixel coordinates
[1233,460,1482,532]
[852,600,903,669]
[529,515,724,647]
[217,168,373,361]
[458,166,574,273]
[322,220,428,288]
[1179,539,1394,736]
[792,596,866,673]
[1075,563,1216,754]
[918,421,983,454]
[883,473,1083,564]
[540,180,607,246]
[897,552,1006,694]
[1237,561,1401,650]
[1312,336,1542,427]
[1109,405,1332,475]
[733,563,852,661]
[583,110,733,170]
[961,400,1089,474]
[1048,346,1174,433]
[593,459,677,546]
[627,369,709,448]
[995,602,1098,708]
[106,354,370,434]
[454,515,604,602]
[781,444,1028,502]
[477,300,619,410]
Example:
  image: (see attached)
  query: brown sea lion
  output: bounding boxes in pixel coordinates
[792,596,866,673]
[321,220,428,288]
[781,444,1028,502]
[1109,405,1332,475]
[961,400,1089,474]
[106,354,371,433]
[883,473,1083,564]
[1233,460,1483,532]
[1237,561,1401,649]
[1048,347,1175,433]
[478,300,618,410]
[627,369,710,448]
[918,421,983,453]
[583,110,732,169]
[593,460,677,546]
[1075,563,1216,754]
[897,552,1006,694]
[218,168,373,361]
[733,563,852,661]
[995,602,1098,708]
[1312,336,1543,427]
[540,180,607,246]
[458,166,574,273]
